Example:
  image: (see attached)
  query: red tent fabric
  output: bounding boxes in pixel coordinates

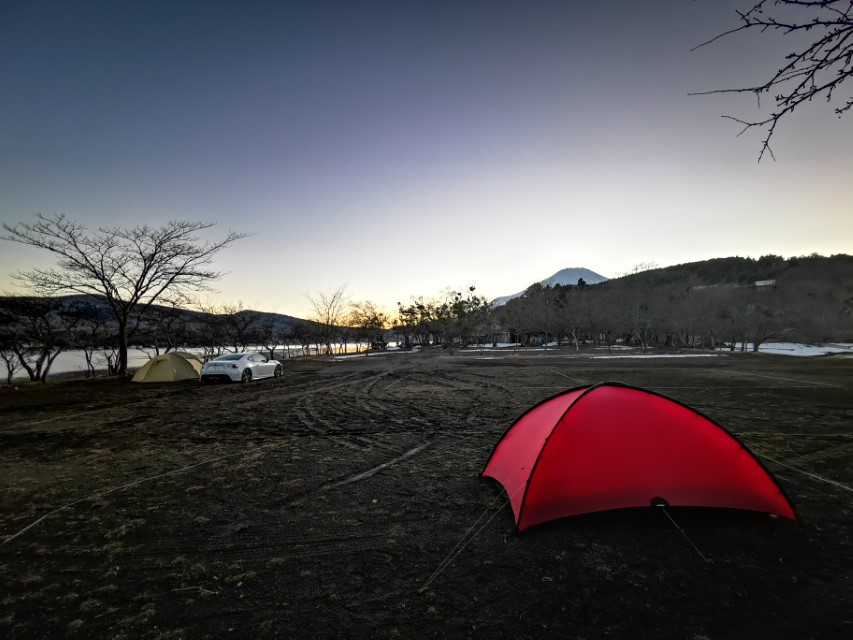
[482,383,796,532]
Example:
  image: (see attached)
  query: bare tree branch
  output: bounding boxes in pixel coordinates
[307,285,350,356]
[693,0,853,160]
[1,214,248,374]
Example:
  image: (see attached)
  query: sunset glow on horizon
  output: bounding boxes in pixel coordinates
[2,1,851,318]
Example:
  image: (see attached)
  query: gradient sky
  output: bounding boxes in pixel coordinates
[2,0,851,318]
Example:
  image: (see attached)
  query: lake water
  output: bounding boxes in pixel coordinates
[9,348,154,381]
[8,343,383,381]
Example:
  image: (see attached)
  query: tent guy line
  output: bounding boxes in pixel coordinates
[753,449,853,495]
[722,369,843,388]
[550,368,586,385]
[736,432,853,439]
[417,487,519,594]
[657,505,711,564]
[649,386,831,389]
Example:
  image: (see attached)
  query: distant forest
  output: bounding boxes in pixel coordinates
[485,254,853,352]
[1,254,851,382]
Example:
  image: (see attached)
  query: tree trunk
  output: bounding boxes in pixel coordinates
[83,349,96,377]
[14,348,37,381]
[118,318,129,375]
[39,349,63,383]
[2,354,18,384]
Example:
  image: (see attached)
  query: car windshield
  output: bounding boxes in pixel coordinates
[213,354,244,361]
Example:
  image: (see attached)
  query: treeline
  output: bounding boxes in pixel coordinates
[395,254,853,352]
[1,254,851,383]
[0,296,392,383]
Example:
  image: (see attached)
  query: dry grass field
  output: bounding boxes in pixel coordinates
[1,348,851,639]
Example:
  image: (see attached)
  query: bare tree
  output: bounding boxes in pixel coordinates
[523,283,561,352]
[1,215,246,375]
[0,319,23,383]
[0,296,83,382]
[745,300,791,350]
[221,301,262,352]
[448,287,491,349]
[136,295,193,355]
[395,297,437,348]
[307,285,349,356]
[0,303,22,383]
[717,290,751,350]
[495,297,530,353]
[69,301,117,377]
[191,298,229,358]
[586,286,623,352]
[620,269,661,352]
[288,320,317,357]
[420,288,490,354]
[255,313,286,360]
[0,349,22,384]
[553,286,586,351]
[349,300,390,355]
[693,0,853,160]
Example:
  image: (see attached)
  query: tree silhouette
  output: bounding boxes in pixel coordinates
[307,285,349,356]
[693,0,853,160]
[2,214,246,374]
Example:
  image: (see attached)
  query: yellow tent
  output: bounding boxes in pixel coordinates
[172,351,203,368]
[131,352,202,383]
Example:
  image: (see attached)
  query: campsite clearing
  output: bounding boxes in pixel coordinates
[1,349,851,639]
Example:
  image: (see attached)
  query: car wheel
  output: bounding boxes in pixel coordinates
[241,369,252,383]
[274,365,282,378]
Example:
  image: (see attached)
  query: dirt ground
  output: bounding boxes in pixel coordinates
[1,348,851,639]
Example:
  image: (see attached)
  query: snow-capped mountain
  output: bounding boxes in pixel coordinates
[492,267,608,306]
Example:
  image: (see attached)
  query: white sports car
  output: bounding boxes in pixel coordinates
[200,352,282,384]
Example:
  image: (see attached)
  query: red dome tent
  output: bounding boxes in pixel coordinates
[482,383,796,532]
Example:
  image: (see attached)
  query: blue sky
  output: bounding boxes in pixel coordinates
[2,1,850,318]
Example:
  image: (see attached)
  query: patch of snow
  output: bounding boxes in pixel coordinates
[717,342,853,357]
[332,350,411,361]
[463,343,522,349]
[592,354,721,360]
